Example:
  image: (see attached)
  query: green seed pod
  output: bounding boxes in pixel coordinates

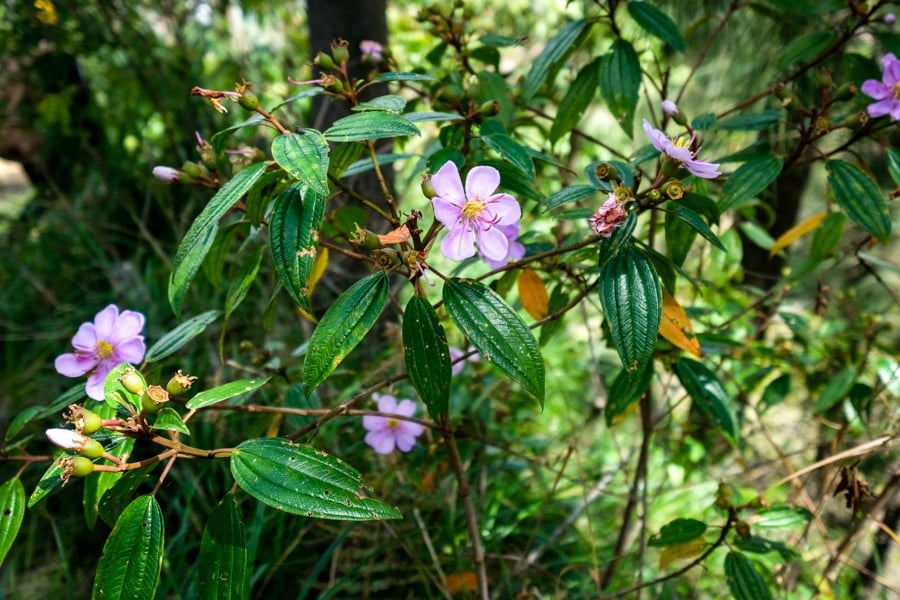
[166,370,198,396]
[665,180,685,201]
[331,40,350,64]
[70,456,95,477]
[594,163,618,182]
[66,405,103,434]
[181,161,208,179]
[420,175,436,199]
[314,51,334,70]
[120,369,146,396]
[141,385,170,414]
[238,90,260,111]
[79,437,105,460]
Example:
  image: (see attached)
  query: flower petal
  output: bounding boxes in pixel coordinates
[92,305,120,338]
[486,193,521,226]
[365,430,396,454]
[883,53,900,85]
[867,98,897,118]
[861,80,891,100]
[474,225,510,261]
[107,310,145,345]
[112,338,146,364]
[642,119,671,153]
[441,224,476,260]
[375,394,398,413]
[362,414,386,431]
[432,197,463,228]
[70,323,98,351]
[394,432,420,452]
[464,166,500,200]
[85,370,109,401]
[430,161,466,206]
[685,159,721,179]
[55,353,97,377]
[395,399,418,417]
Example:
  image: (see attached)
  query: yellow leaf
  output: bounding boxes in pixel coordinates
[445,571,478,593]
[658,289,702,357]
[659,538,706,569]
[518,268,549,320]
[770,211,826,257]
[308,246,329,293]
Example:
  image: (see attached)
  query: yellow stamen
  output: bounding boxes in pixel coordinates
[893,81,900,99]
[461,199,486,219]
[95,340,113,359]
[387,417,400,430]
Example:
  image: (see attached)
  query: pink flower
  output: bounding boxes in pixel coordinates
[152,166,181,182]
[861,53,900,121]
[431,162,522,262]
[886,13,896,25]
[661,99,679,116]
[642,119,721,179]
[55,305,146,401]
[360,40,385,62]
[45,428,90,451]
[363,394,424,454]
[449,346,480,376]
[481,222,525,268]
[590,194,628,238]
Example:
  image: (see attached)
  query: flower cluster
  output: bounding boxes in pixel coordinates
[642,119,720,179]
[861,52,900,121]
[55,305,146,401]
[362,394,425,454]
[589,194,628,238]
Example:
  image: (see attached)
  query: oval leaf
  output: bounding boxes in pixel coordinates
[544,184,598,211]
[170,161,268,316]
[753,506,812,530]
[199,493,247,600]
[150,407,190,436]
[230,438,401,520]
[599,39,642,136]
[649,518,708,547]
[482,134,535,180]
[269,183,326,313]
[92,495,164,600]
[600,245,662,375]
[145,310,221,363]
[403,296,451,420]
[627,1,685,52]
[518,269,549,320]
[659,289,702,357]
[659,539,706,569]
[673,358,738,441]
[443,278,545,405]
[826,160,892,243]
[718,155,784,213]
[598,212,638,268]
[725,551,773,600]
[324,112,419,142]
[271,131,330,198]
[0,478,25,567]
[770,211,826,256]
[302,271,390,394]
[186,377,271,410]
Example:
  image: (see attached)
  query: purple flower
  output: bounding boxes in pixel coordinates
[886,13,896,26]
[661,99,679,116]
[45,428,90,451]
[152,166,181,182]
[363,394,424,454]
[449,346,480,376]
[360,40,385,62]
[431,162,522,262]
[590,193,628,238]
[642,119,721,179]
[55,305,146,401]
[861,53,900,121]
[481,222,525,269]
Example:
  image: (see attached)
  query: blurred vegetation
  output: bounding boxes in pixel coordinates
[1,0,899,598]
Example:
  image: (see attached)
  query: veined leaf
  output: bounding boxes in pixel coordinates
[324,112,420,142]
[777,31,836,70]
[674,358,738,441]
[671,206,725,251]
[443,278,545,405]
[373,72,435,83]
[649,518,708,547]
[0,478,25,567]
[271,131,330,198]
[770,211,826,256]
[169,162,268,316]
[150,407,190,436]
[521,18,589,102]
[598,212,637,268]
[199,494,248,600]
[482,134,535,180]
[145,310,220,363]
[752,506,812,530]
[550,58,600,143]
[302,271,389,394]
[600,245,662,375]
[659,289,702,357]
[826,160,892,243]
[269,183,326,313]
[719,155,784,213]
[544,184,598,210]
[718,110,783,131]
[518,269,549,320]
[84,402,134,528]
[353,94,407,113]
[599,39,642,136]
[725,551,773,600]
[93,495,164,600]
[98,466,155,528]
[627,1,685,52]
[887,148,900,187]
[186,377,271,410]
[230,438,401,520]
[403,296,451,420]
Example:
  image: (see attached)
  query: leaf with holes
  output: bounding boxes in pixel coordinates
[0,479,25,567]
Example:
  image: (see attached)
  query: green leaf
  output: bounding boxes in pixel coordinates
[269,184,326,313]
[186,377,271,410]
[343,152,418,178]
[725,551,773,600]
[753,506,812,530]
[718,155,784,213]
[648,518,708,547]
[324,112,420,142]
[405,111,463,123]
[403,296,451,420]
[230,438,402,520]
[327,142,363,180]
[28,457,65,508]
[353,94,407,113]
[5,406,44,442]
[0,478,25,567]
[145,310,221,363]
[373,72,436,83]
[673,358,738,441]
[225,244,265,319]
[170,162,268,316]
[627,1,685,52]
[550,58,600,143]
[271,131,330,200]
[199,494,248,600]
[599,39,642,136]
[103,362,144,413]
[665,209,697,267]
[521,18,589,102]
[98,465,155,528]
[734,536,800,562]
[84,403,134,528]
[605,362,653,426]
[443,278,545,405]
[826,160,892,243]
[93,495,164,600]
[671,206,726,251]
[718,110,783,131]
[544,184,598,210]
[598,212,638,268]
[150,407,190,435]
[760,373,791,410]
[482,134,535,180]
[600,245,662,375]
[814,365,857,413]
[302,271,390,395]
[886,148,900,187]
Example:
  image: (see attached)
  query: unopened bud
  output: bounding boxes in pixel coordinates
[46,428,104,459]
[421,175,436,199]
[141,385,170,414]
[181,161,208,179]
[816,69,833,90]
[166,370,198,396]
[647,188,662,201]
[64,405,103,435]
[349,225,383,250]
[735,520,751,538]
[152,166,181,183]
[843,110,868,128]
[833,82,858,101]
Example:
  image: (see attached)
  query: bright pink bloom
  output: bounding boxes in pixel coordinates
[590,194,628,238]
[482,222,525,268]
[55,305,146,401]
[431,162,522,262]
[363,394,424,454]
[642,119,721,179]
[861,53,900,121]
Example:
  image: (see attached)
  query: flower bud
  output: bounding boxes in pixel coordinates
[314,51,335,70]
[65,404,103,435]
[141,385,170,414]
[238,89,260,111]
[46,428,104,459]
[833,82,858,101]
[647,188,661,201]
[421,175,436,199]
[816,69,833,91]
[120,368,146,395]
[166,370,198,396]
[331,39,350,64]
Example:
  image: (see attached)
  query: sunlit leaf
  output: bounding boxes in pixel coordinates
[627,1,685,52]
[770,211,826,256]
[271,131,330,198]
[649,518,708,547]
[521,19,589,102]
[659,538,706,569]
[518,269,549,320]
[752,506,813,530]
[599,39,642,136]
[659,289,702,357]
[186,377,271,410]
[550,58,600,143]
[324,112,420,142]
